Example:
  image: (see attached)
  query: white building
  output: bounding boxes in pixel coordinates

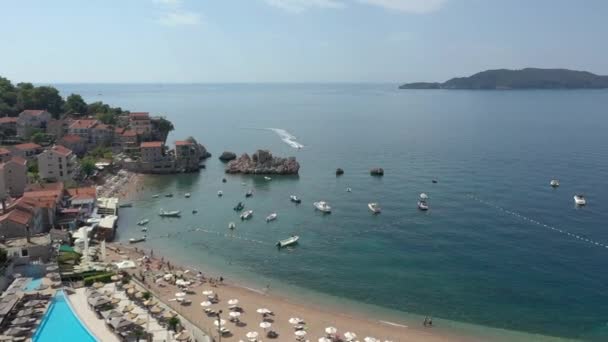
[37,145,77,182]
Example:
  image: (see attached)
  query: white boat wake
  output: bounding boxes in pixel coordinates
[267,128,305,149]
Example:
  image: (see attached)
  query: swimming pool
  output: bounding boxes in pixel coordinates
[24,278,43,291]
[33,291,97,342]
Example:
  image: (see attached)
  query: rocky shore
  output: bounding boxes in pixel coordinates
[225,149,300,175]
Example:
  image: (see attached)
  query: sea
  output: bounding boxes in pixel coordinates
[54,83,608,341]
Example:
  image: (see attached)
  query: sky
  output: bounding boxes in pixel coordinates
[1,0,607,83]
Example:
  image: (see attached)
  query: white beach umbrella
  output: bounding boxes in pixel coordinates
[202,290,214,296]
[364,337,378,342]
[200,301,212,307]
[214,319,226,327]
[256,308,270,314]
[229,311,241,318]
[295,330,307,337]
[325,326,337,335]
[175,292,186,298]
[246,331,259,340]
[259,321,271,329]
[319,338,332,342]
[289,317,302,325]
[164,274,173,280]
[227,299,239,305]
[344,332,357,341]
[419,193,428,200]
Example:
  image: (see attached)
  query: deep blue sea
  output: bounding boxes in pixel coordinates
[55,84,608,341]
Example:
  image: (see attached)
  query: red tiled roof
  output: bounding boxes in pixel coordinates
[0,117,17,124]
[129,112,150,120]
[69,119,98,130]
[10,156,27,166]
[93,123,111,130]
[115,127,126,134]
[22,187,62,209]
[0,207,33,225]
[67,186,96,201]
[49,145,73,157]
[140,141,163,148]
[20,110,48,117]
[13,143,42,151]
[60,135,83,143]
[122,130,137,137]
[0,148,10,155]
[175,141,193,146]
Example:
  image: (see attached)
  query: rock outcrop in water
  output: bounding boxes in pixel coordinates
[225,150,300,175]
[370,168,384,176]
[219,151,237,162]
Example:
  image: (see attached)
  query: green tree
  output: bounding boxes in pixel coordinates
[96,111,116,125]
[15,83,64,118]
[168,317,180,332]
[31,132,46,144]
[155,117,174,133]
[64,94,87,114]
[0,248,7,264]
[81,157,96,176]
[142,291,151,300]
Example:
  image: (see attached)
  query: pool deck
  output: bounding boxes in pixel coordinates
[69,288,120,342]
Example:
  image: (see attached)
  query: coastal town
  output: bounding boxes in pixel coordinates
[0,79,427,342]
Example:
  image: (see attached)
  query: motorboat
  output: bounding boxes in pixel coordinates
[217,190,223,197]
[266,213,278,222]
[159,209,181,217]
[313,201,332,213]
[233,202,245,211]
[245,190,253,198]
[137,219,149,226]
[240,210,253,220]
[432,179,438,184]
[185,193,191,198]
[574,194,586,206]
[192,209,198,214]
[165,193,173,198]
[222,178,227,183]
[228,222,236,230]
[141,227,148,232]
[290,195,301,204]
[264,176,272,181]
[550,179,560,188]
[119,203,133,208]
[129,236,146,244]
[152,194,159,198]
[276,235,299,248]
[368,202,381,214]
[418,193,429,211]
[346,187,352,192]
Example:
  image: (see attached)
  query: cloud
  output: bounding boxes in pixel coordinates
[358,0,446,13]
[153,0,200,26]
[264,0,345,13]
[157,11,201,26]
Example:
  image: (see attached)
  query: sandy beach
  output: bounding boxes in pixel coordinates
[106,244,480,342]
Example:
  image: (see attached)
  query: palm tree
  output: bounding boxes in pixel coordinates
[133,328,144,342]
[168,316,180,332]
[142,291,151,301]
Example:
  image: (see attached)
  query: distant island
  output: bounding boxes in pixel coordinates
[399,68,608,90]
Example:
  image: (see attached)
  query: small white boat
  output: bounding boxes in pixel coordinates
[368,202,381,214]
[290,195,301,203]
[417,201,429,210]
[264,176,272,181]
[228,222,236,230]
[119,203,133,208]
[129,236,146,244]
[266,213,278,222]
[276,235,299,248]
[137,219,149,226]
[313,201,332,213]
[141,227,148,232]
[346,187,352,192]
[240,210,253,220]
[153,194,159,198]
[550,179,560,188]
[185,193,191,198]
[574,194,586,206]
[217,190,223,197]
[159,209,181,217]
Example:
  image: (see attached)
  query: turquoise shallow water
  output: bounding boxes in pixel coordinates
[33,291,97,342]
[56,84,608,341]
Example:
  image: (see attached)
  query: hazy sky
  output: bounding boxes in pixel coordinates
[1,0,607,83]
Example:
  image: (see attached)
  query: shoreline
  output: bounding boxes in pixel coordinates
[108,243,475,342]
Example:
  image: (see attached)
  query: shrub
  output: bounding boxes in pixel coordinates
[83,272,115,286]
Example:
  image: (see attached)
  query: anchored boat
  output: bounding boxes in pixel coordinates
[217,190,223,197]
[574,194,586,206]
[185,193,191,198]
[313,201,332,213]
[137,219,149,226]
[550,179,560,188]
[228,222,236,230]
[233,202,245,211]
[266,213,278,222]
[418,193,429,211]
[368,202,381,214]
[240,210,253,220]
[245,190,253,198]
[264,176,272,181]
[159,209,181,217]
[129,236,146,244]
[290,195,301,204]
[276,235,299,248]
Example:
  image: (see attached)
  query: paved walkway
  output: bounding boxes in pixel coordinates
[69,288,121,342]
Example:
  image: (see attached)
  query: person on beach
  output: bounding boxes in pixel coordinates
[424,317,429,327]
